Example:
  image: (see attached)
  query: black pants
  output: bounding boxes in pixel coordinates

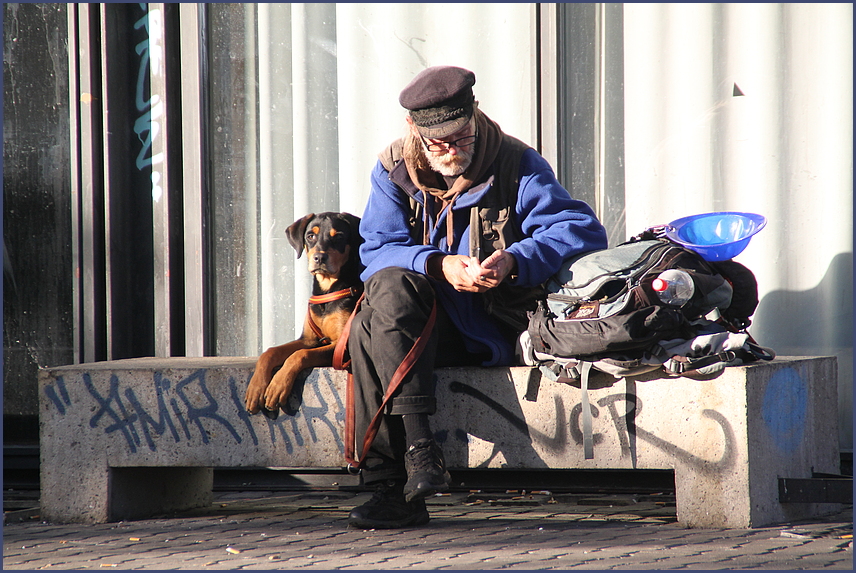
[349,267,486,484]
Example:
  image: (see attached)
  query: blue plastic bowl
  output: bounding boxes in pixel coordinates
[664,212,767,261]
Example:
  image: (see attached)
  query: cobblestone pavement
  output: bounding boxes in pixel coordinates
[3,490,852,570]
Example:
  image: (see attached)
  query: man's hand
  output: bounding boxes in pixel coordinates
[439,250,516,293]
[479,249,517,282]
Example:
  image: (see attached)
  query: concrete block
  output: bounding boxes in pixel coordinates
[39,356,839,527]
[431,358,840,528]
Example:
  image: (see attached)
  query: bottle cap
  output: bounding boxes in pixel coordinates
[652,278,667,292]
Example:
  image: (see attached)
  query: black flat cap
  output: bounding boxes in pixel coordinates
[399,66,476,138]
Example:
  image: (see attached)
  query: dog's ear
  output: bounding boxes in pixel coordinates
[286,213,316,258]
[341,213,363,247]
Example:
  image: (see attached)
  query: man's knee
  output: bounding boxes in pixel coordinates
[364,267,436,314]
[349,308,373,349]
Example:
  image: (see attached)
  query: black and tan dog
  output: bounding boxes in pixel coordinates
[245,211,363,416]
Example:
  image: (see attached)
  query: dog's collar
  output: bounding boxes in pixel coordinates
[308,286,361,305]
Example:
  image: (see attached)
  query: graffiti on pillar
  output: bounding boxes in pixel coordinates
[133,4,165,202]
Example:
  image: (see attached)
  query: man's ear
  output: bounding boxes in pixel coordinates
[405,114,420,137]
[286,213,315,258]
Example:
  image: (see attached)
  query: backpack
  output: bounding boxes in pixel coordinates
[518,233,775,459]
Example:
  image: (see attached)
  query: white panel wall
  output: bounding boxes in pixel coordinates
[335,3,538,217]
[250,4,537,347]
[624,3,853,449]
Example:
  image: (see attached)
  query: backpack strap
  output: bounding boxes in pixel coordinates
[663,338,775,376]
[377,138,404,173]
[579,361,595,460]
[664,351,738,375]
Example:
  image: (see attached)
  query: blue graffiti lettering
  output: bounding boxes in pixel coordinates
[132,5,165,202]
[84,373,141,453]
[267,410,298,455]
[122,372,182,451]
[49,368,350,459]
[44,386,66,416]
[297,371,344,452]
[230,375,261,447]
[170,397,193,441]
[56,376,71,405]
[44,375,73,415]
[174,370,242,445]
[761,367,808,453]
[133,104,164,171]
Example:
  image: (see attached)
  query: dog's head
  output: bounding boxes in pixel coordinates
[286,212,363,282]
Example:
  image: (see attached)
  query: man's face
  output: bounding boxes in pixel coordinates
[416,119,477,177]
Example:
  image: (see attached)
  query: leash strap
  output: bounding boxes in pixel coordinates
[332,292,364,371]
[331,293,364,471]
[335,297,438,471]
[305,308,331,345]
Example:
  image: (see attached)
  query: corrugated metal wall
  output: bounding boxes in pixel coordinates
[623,3,853,449]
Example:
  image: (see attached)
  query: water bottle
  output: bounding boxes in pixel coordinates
[651,269,695,306]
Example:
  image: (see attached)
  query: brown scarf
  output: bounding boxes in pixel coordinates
[402,106,504,247]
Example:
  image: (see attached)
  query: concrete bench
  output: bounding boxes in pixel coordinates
[39,356,840,528]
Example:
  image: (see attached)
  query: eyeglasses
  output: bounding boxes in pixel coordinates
[420,134,478,153]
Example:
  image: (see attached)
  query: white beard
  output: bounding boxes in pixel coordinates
[425,147,474,177]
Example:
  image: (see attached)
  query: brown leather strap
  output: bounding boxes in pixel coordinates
[306,308,330,345]
[332,293,363,469]
[308,288,363,349]
[332,292,364,371]
[344,371,356,468]
[338,298,438,470]
[308,286,361,305]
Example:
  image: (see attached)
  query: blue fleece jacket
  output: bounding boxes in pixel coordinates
[359,147,608,366]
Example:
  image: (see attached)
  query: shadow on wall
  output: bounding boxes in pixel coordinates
[754,251,853,350]
[753,251,853,450]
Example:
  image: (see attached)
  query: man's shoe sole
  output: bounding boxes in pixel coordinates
[347,509,430,529]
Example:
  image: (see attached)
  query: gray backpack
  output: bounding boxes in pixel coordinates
[518,237,774,459]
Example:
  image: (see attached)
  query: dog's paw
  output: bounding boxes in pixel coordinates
[262,374,297,413]
[244,392,265,414]
[260,406,279,420]
[245,374,272,414]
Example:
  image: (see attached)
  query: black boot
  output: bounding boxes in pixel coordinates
[348,479,430,529]
[403,438,452,502]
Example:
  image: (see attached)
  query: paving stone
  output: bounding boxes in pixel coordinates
[3,493,851,570]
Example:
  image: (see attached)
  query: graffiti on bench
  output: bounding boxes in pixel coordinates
[42,369,345,455]
[43,366,736,475]
[447,381,736,474]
